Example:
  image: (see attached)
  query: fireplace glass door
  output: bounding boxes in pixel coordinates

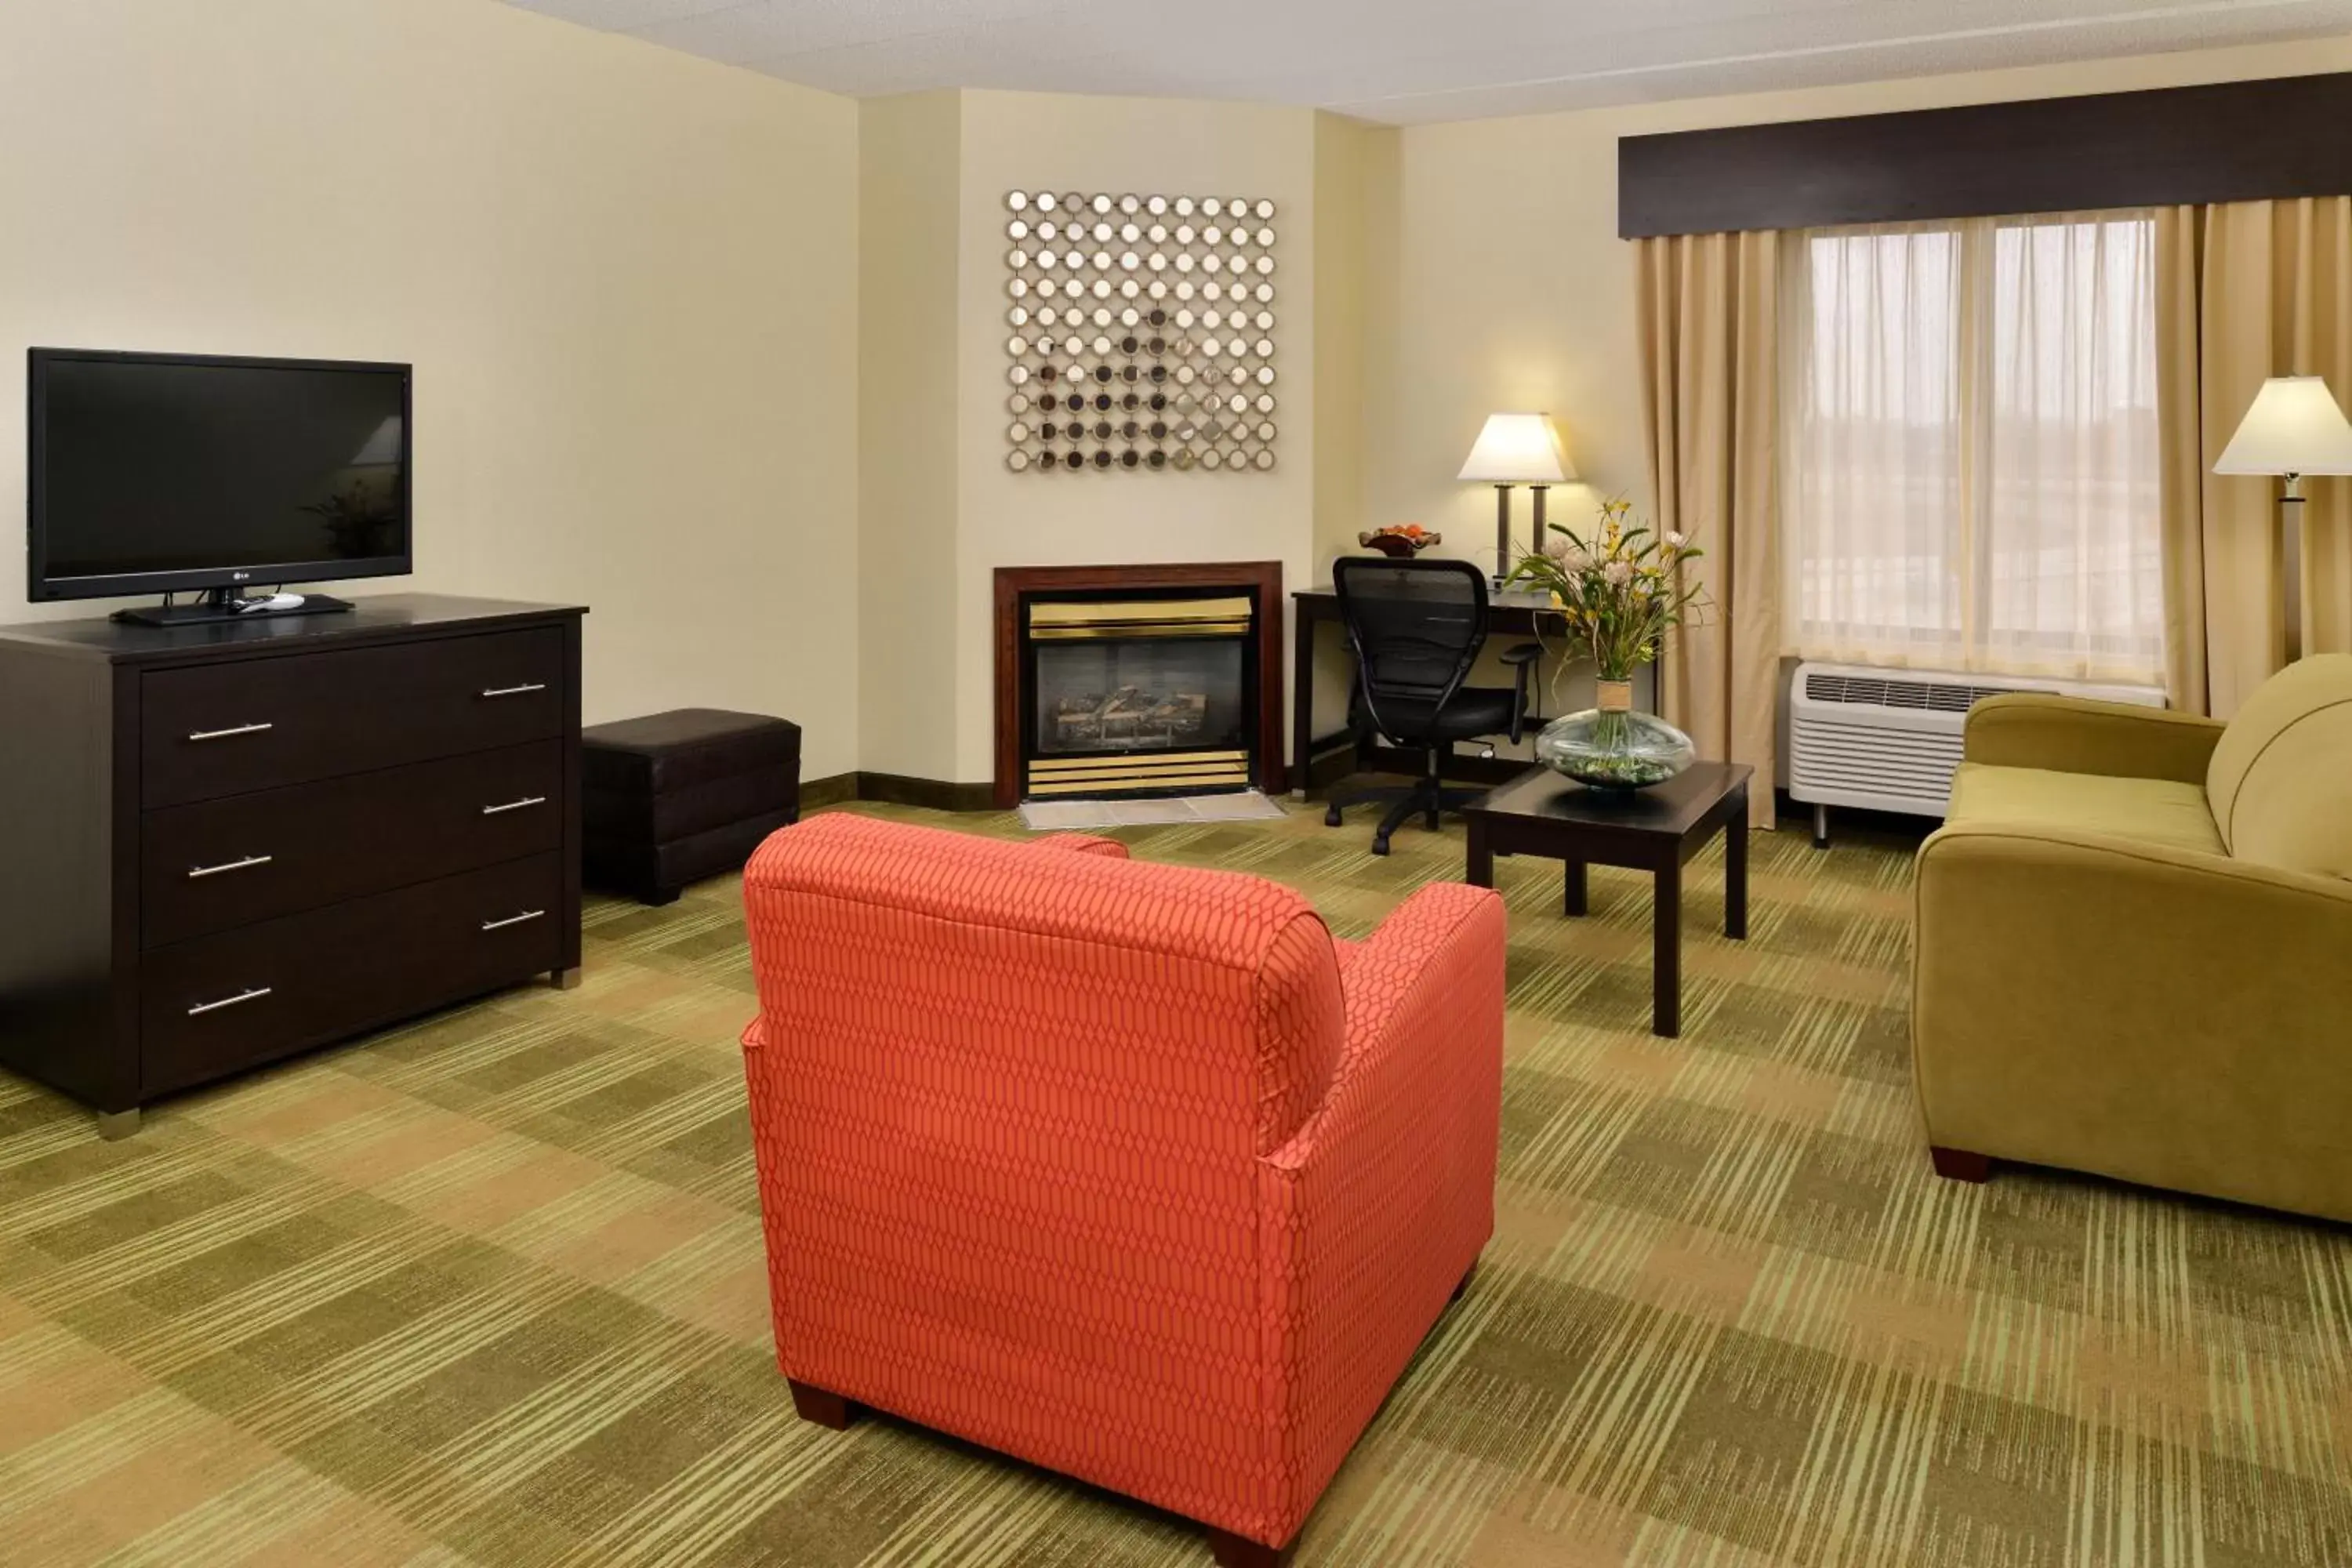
[1033,638,1247,758]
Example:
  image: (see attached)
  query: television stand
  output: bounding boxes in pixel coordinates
[111,588,354,629]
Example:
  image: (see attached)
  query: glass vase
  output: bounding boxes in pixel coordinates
[1534,678,1694,793]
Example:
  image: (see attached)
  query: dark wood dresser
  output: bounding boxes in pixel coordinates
[0,595,586,1135]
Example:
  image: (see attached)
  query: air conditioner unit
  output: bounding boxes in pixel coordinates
[1789,661,2165,846]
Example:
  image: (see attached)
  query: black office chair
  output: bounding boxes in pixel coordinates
[1323,557,1538,855]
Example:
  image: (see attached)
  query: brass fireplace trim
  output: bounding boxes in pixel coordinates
[1025,750,1251,795]
[1028,596,1253,641]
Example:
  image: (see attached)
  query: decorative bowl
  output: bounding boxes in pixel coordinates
[1359,526,1440,557]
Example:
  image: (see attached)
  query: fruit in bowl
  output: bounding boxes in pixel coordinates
[1358,524,1441,557]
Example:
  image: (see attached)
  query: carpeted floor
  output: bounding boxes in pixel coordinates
[4,801,2350,1566]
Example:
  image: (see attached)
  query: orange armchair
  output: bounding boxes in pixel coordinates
[739,815,1506,1566]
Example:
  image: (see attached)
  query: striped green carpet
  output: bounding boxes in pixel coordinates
[3,802,2349,1566]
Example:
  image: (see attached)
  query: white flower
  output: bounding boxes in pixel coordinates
[1665,531,1688,550]
[1603,560,1633,586]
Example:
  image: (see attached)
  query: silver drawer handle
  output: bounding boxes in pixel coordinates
[187,985,273,1017]
[479,683,547,699]
[188,854,274,880]
[187,721,274,742]
[480,796,548,817]
[481,909,546,932]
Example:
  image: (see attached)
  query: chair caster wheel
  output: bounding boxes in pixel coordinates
[1370,836,1391,856]
[1324,806,1342,827]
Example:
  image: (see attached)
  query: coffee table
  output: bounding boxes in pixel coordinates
[1462,761,1753,1038]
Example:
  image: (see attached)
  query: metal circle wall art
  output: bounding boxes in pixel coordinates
[1004,190,1277,475]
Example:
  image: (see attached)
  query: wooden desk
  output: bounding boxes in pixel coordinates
[1290,583,1563,793]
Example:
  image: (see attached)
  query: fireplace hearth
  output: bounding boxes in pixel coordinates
[994,564,1285,808]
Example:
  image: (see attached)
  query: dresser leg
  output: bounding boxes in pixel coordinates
[95,1108,141,1141]
[550,967,583,991]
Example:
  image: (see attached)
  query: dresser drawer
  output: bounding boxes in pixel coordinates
[142,628,565,807]
[142,741,564,948]
[139,852,564,1098]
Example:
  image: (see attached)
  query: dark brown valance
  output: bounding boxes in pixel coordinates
[1619,71,2352,238]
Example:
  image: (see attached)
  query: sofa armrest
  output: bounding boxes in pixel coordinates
[1250,881,1504,1544]
[1914,822,2352,1216]
[1022,832,1130,859]
[1963,693,2223,783]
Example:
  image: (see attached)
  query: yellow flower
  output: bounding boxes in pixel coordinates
[1549,590,1566,609]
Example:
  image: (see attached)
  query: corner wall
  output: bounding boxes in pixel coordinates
[949,91,1326,785]
[858,92,966,782]
[0,0,863,776]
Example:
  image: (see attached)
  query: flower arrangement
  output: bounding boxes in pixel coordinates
[1502,496,1706,791]
[1503,497,1705,684]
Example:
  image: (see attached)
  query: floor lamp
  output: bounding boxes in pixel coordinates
[1457,413,1574,589]
[2214,376,2352,664]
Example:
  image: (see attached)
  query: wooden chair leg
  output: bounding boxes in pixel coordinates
[1929,1146,1992,1183]
[788,1379,859,1430]
[1207,1526,1296,1567]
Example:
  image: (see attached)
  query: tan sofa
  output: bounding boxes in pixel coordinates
[1913,655,2352,1221]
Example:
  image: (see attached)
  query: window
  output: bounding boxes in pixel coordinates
[1780,212,2164,683]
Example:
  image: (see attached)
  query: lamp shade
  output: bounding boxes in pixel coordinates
[2213,376,2352,477]
[1457,412,1574,484]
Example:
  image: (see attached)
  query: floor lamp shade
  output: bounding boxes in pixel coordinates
[1460,414,1575,585]
[2214,377,2352,479]
[2213,376,2352,662]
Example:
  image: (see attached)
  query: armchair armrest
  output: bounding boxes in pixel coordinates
[1963,693,2223,783]
[1252,881,1504,1543]
[1914,822,2352,1216]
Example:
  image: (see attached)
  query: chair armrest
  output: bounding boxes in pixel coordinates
[1022,832,1131,859]
[1252,881,1504,1543]
[1914,822,2352,1214]
[1497,643,1541,666]
[1963,693,2223,783]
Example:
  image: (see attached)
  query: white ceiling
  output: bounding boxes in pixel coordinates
[500,0,2352,125]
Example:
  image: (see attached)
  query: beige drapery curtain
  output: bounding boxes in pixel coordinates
[2155,197,2352,717]
[1637,230,1780,829]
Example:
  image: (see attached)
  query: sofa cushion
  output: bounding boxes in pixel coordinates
[2205,653,2352,877]
[1947,762,2223,857]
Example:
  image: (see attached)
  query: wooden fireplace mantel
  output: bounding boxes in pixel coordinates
[994,561,1287,809]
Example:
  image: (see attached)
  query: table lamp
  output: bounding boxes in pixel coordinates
[1458,413,1573,588]
[2214,376,2352,662]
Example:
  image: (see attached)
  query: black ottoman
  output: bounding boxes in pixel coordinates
[583,710,800,905]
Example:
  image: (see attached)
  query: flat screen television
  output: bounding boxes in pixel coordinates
[27,348,411,622]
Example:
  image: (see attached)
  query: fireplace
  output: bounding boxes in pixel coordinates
[995,563,1286,807]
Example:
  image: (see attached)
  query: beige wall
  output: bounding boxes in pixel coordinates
[0,0,862,776]
[1374,35,2352,564]
[858,92,966,781]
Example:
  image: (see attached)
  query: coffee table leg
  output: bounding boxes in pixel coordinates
[1653,858,1682,1038]
[1563,862,1588,916]
[1726,787,1748,941]
[1466,819,1494,889]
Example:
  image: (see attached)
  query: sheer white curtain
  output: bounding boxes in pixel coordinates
[1780,212,2165,683]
